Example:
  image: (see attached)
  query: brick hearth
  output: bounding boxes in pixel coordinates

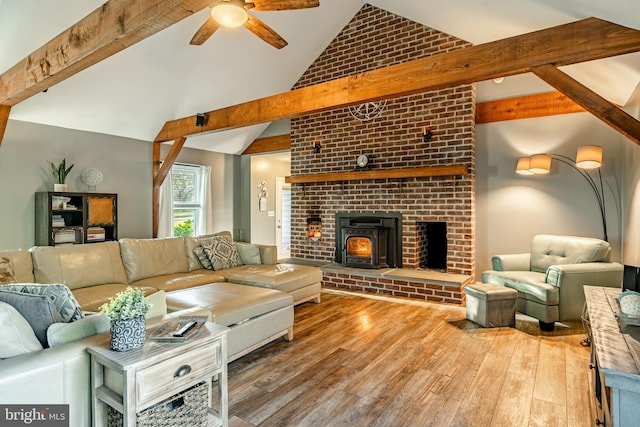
[288,5,476,303]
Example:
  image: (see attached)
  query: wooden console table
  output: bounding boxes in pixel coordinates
[88,322,228,427]
[584,286,640,427]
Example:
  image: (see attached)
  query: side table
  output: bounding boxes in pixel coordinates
[88,321,229,427]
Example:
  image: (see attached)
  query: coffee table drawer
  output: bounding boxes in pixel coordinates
[136,340,221,408]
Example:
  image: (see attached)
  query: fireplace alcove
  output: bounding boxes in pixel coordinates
[335,212,402,268]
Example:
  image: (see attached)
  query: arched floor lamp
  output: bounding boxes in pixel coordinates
[516,145,607,241]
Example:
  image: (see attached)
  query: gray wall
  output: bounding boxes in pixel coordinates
[0,119,239,250]
[249,156,291,246]
[476,112,625,279]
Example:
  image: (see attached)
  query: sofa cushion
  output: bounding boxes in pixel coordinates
[0,256,17,284]
[530,234,611,273]
[481,270,559,305]
[216,263,323,294]
[0,283,84,323]
[165,282,292,327]
[0,301,43,358]
[0,290,61,347]
[71,284,159,313]
[235,242,262,265]
[30,242,128,290]
[120,237,190,283]
[0,250,35,283]
[201,235,242,271]
[130,270,226,293]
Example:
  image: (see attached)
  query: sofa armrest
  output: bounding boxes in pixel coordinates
[545,262,623,320]
[546,262,624,288]
[491,253,530,271]
[257,244,278,265]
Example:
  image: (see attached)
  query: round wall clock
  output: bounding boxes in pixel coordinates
[348,100,387,122]
[356,154,369,169]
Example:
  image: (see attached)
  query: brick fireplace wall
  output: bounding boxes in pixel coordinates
[290,5,476,277]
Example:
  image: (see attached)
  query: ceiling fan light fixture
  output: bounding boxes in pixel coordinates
[211,0,249,28]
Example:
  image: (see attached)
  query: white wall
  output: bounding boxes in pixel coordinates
[476,112,624,278]
[0,119,239,250]
[622,83,640,267]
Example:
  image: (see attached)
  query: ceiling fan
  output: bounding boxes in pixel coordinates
[190,0,320,49]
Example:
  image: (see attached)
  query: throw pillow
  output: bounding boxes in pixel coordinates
[201,235,242,271]
[0,290,61,347]
[0,256,17,285]
[193,246,213,270]
[235,242,262,265]
[0,301,43,359]
[0,283,84,323]
[47,313,111,348]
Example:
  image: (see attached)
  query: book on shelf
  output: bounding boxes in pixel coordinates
[54,229,77,244]
[86,226,105,242]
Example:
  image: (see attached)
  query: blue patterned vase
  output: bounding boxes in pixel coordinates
[110,315,146,351]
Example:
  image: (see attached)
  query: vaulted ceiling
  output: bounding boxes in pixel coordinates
[1,0,640,154]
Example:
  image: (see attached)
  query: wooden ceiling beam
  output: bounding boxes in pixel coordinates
[242,134,291,155]
[476,91,586,124]
[0,106,10,146]
[155,18,640,143]
[0,0,213,106]
[531,64,640,146]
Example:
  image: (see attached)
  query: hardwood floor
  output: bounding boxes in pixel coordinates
[226,289,593,427]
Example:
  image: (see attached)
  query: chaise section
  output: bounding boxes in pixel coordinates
[215,263,323,305]
[165,282,294,361]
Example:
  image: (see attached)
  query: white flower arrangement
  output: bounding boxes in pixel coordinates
[99,287,151,321]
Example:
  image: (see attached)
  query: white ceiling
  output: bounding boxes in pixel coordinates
[1,0,640,154]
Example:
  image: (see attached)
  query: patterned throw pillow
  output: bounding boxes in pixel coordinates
[201,235,242,271]
[193,246,213,270]
[0,283,84,322]
[0,257,17,285]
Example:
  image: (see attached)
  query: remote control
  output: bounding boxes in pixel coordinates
[173,321,197,337]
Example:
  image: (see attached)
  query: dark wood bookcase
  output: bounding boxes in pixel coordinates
[35,191,118,246]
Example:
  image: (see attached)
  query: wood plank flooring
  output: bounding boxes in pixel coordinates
[226,289,593,427]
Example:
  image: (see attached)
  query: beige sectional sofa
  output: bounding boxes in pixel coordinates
[0,235,322,427]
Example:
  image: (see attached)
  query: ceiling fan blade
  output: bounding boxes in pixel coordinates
[245,15,288,49]
[189,17,221,45]
[252,0,319,12]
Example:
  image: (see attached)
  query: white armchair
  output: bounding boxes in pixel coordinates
[482,234,623,330]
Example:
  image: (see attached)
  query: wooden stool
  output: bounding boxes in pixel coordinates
[464,283,517,327]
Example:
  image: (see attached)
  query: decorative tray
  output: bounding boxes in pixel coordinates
[148,316,208,342]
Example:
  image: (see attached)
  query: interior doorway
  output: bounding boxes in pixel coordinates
[275,177,291,260]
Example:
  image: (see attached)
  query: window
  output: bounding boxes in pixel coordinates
[171,163,208,237]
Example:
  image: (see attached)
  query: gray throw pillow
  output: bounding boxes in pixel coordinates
[193,246,213,270]
[0,290,61,347]
[0,283,84,323]
[235,242,261,265]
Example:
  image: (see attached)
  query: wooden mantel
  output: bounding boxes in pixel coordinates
[285,164,468,184]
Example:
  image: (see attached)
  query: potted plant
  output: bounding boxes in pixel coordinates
[100,287,151,351]
[49,158,74,192]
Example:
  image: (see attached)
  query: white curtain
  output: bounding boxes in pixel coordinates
[157,171,173,238]
[200,165,214,235]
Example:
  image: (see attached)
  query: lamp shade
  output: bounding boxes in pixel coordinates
[576,145,602,169]
[211,0,248,28]
[515,157,534,175]
[529,154,551,174]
